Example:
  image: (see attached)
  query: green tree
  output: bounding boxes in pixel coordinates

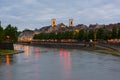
[48,32,56,39]
[40,33,48,39]
[112,27,117,39]
[56,32,63,40]
[73,30,78,39]
[96,28,104,39]
[4,24,18,42]
[0,25,4,42]
[64,31,73,39]
[84,32,89,41]
[77,29,85,41]
[118,27,120,39]
[104,30,112,40]
[88,29,94,40]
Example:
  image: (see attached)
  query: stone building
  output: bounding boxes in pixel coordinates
[69,19,74,27]
[18,29,34,42]
[51,18,56,27]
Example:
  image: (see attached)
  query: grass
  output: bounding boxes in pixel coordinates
[81,47,120,56]
[0,49,23,56]
[94,49,120,56]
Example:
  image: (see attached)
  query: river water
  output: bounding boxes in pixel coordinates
[0,44,120,80]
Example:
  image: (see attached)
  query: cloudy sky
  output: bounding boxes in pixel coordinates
[0,0,120,31]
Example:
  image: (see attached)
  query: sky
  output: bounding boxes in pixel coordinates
[0,0,120,31]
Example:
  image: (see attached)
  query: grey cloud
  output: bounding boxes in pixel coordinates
[0,0,120,30]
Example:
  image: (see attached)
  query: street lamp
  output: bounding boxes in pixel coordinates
[6,35,10,39]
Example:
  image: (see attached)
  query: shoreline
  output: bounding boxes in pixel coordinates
[0,50,24,56]
[17,42,120,56]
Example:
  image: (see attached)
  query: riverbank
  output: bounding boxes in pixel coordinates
[0,50,24,56]
[79,47,120,56]
[29,42,120,56]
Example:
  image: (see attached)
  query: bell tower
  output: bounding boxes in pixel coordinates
[69,19,74,27]
[51,18,56,27]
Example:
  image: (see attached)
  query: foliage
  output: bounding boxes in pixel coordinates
[34,31,74,40]
[33,27,120,41]
[112,27,117,39]
[4,24,18,42]
[88,29,95,40]
[96,28,104,39]
[84,32,89,41]
[118,28,120,39]
[0,25,4,43]
[0,23,19,43]
[77,29,85,41]
[104,30,112,40]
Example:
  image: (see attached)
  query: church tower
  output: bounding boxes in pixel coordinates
[51,18,56,27]
[69,19,74,27]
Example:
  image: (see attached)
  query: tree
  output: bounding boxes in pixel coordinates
[88,29,94,40]
[104,30,112,40]
[112,27,117,39]
[64,31,73,39]
[84,32,89,41]
[56,32,63,40]
[96,28,105,39]
[77,29,85,41]
[4,24,18,42]
[118,27,120,39]
[0,25,4,42]
[48,32,56,39]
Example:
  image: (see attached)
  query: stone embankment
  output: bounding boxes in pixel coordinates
[97,43,120,51]
[17,41,120,56]
[31,42,86,49]
[30,41,120,50]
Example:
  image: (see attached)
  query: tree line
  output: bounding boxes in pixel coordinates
[0,24,20,43]
[34,27,120,41]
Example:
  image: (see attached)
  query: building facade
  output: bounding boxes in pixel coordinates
[69,19,74,27]
[51,18,56,27]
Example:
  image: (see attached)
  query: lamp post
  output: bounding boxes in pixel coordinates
[6,35,10,41]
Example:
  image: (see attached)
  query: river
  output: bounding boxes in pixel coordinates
[0,44,120,80]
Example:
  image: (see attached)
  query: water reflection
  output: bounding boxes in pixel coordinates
[24,46,31,57]
[1,44,120,80]
[14,44,32,57]
[59,49,71,79]
[5,68,11,80]
[14,44,32,63]
[35,48,39,58]
[14,44,23,50]
[0,55,15,65]
[6,55,10,66]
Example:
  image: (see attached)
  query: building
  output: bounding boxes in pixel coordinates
[51,18,56,27]
[18,29,34,42]
[69,19,74,27]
